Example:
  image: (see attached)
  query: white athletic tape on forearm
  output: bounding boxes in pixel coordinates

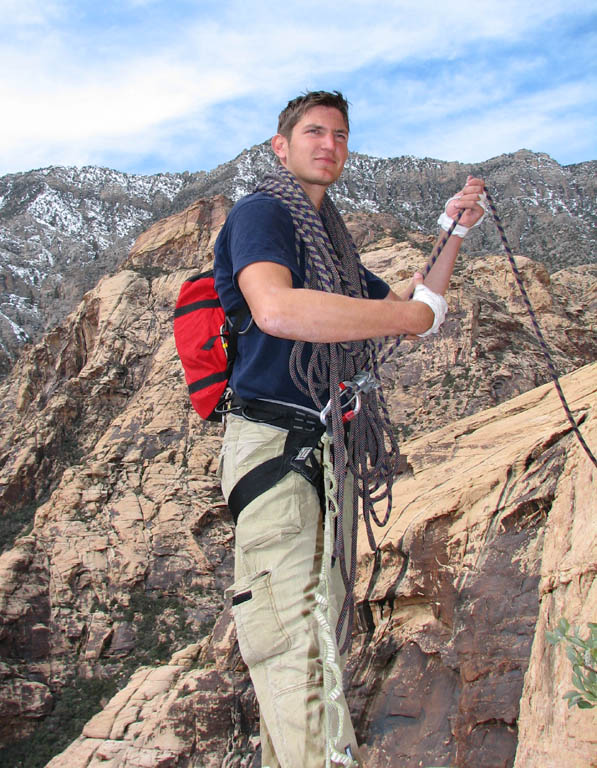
[413,283,448,337]
[437,211,469,238]
[437,191,488,238]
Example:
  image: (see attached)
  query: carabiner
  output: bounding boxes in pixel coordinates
[320,379,366,426]
[319,370,379,426]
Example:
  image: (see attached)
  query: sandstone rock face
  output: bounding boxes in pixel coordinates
[352,363,596,768]
[127,195,231,273]
[42,364,597,768]
[0,199,595,767]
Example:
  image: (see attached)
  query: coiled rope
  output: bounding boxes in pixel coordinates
[256,168,402,655]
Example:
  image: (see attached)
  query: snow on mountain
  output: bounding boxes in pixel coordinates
[0,149,595,377]
[0,165,187,374]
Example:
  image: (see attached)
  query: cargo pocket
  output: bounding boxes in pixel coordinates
[235,470,304,553]
[226,570,291,668]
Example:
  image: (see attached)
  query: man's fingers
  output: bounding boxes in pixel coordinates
[460,178,485,196]
[451,193,485,210]
[441,177,488,231]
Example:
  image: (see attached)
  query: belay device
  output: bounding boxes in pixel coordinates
[173,269,249,421]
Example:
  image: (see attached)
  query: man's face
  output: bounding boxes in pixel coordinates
[272,105,349,196]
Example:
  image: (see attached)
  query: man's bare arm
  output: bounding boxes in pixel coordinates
[239,176,486,342]
[237,261,434,343]
[424,176,486,295]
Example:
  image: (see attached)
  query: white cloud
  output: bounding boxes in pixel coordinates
[0,0,595,174]
[376,81,597,163]
[1,0,64,26]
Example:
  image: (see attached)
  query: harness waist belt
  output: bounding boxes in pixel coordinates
[231,396,323,435]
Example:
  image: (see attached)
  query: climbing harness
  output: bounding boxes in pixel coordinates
[225,397,325,523]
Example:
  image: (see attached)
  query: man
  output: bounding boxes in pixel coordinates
[215,91,485,767]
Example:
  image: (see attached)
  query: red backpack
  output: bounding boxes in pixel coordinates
[173,270,250,421]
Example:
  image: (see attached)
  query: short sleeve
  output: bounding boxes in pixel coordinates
[226,196,303,287]
[362,266,390,299]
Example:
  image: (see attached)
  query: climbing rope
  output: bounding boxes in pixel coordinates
[312,187,596,766]
[361,196,596,466]
[299,183,595,767]
[483,190,597,468]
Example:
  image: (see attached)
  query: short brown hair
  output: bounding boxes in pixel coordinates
[277,90,350,139]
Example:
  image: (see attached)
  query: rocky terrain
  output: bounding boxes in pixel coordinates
[1,148,595,376]
[0,197,595,767]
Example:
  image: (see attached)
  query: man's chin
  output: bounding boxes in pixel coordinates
[309,169,340,185]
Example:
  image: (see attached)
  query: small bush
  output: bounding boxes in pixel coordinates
[546,617,597,709]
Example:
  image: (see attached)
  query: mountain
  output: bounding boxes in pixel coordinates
[0,198,595,767]
[181,146,597,273]
[0,148,595,376]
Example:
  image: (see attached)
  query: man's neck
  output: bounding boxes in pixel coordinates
[296,178,327,210]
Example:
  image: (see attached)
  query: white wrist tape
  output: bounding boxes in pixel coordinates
[413,284,448,337]
[438,192,489,238]
[438,211,469,238]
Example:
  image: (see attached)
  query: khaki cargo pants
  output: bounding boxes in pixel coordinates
[219,414,362,767]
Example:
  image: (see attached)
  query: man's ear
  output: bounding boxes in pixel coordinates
[271,133,288,166]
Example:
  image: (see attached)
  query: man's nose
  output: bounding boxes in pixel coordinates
[319,131,336,150]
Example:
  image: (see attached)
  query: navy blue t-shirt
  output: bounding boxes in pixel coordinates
[214,192,389,410]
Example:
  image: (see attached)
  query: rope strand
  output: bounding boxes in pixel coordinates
[483,190,596,468]
[368,196,595,467]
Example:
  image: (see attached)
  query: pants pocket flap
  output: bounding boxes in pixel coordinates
[228,570,291,668]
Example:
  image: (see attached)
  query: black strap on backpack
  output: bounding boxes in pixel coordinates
[174,270,252,421]
[226,398,325,524]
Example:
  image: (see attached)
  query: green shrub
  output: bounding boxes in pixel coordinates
[546,618,597,709]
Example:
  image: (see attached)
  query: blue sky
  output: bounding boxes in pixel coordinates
[1,0,596,176]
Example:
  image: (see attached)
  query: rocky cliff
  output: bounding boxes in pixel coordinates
[0,166,187,377]
[1,148,595,376]
[0,199,595,767]
[34,364,595,768]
